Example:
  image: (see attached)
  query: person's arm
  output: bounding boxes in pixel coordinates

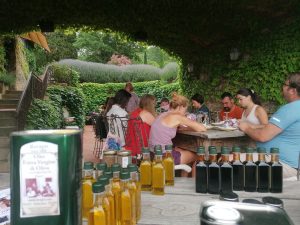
[178,115,207,132]
[139,110,155,125]
[248,106,269,129]
[238,121,282,142]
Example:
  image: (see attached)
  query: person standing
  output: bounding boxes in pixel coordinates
[125,82,140,113]
[239,72,300,175]
[219,92,243,120]
[236,88,268,128]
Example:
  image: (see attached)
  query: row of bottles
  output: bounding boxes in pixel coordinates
[195,146,283,194]
[139,145,175,195]
[82,161,141,225]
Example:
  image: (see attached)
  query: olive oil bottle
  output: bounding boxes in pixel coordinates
[96,162,107,179]
[111,163,122,225]
[195,146,207,193]
[220,146,233,193]
[98,176,114,225]
[231,146,244,191]
[140,147,152,191]
[152,149,165,195]
[269,148,283,193]
[88,182,106,225]
[82,162,96,221]
[244,147,257,192]
[103,171,116,225]
[163,144,175,186]
[257,147,270,192]
[128,164,141,222]
[120,171,132,225]
[126,165,137,225]
[207,146,220,194]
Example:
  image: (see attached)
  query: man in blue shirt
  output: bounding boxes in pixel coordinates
[239,72,300,172]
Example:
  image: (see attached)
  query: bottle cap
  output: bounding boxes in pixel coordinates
[155,149,163,156]
[127,164,138,172]
[111,163,121,172]
[154,145,162,151]
[97,176,109,186]
[245,147,254,153]
[83,162,94,170]
[219,191,239,202]
[209,146,217,155]
[242,199,263,204]
[221,146,230,154]
[262,196,284,208]
[120,171,130,180]
[270,148,280,154]
[257,147,266,153]
[142,147,150,153]
[165,144,173,151]
[92,182,105,193]
[96,162,107,171]
[197,146,205,154]
[232,146,241,153]
[104,171,113,179]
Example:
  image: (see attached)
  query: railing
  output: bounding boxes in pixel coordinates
[16,66,53,130]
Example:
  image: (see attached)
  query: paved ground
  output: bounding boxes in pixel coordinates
[83,125,101,163]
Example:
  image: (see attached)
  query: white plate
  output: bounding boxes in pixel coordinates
[211,121,225,126]
[213,126,238,131]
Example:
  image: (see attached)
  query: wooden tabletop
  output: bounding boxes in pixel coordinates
[138,177,300,225]
[177,129,246,139]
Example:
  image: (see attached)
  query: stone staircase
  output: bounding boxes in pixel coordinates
[0,90,22,172]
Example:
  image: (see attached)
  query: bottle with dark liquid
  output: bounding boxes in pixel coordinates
[257,147,270,192]
[208,146,220,194]
[231,146,244,191]
[220,146,233,193]
[195,146,207,193]
[244,147,257,192]
[269,147,283,193]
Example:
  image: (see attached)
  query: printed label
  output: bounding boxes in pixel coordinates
[19,141,60,217]
[122,157,129,168]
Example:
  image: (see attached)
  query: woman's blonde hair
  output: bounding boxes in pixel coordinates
[139,94,157,116]
[170,92,189,109]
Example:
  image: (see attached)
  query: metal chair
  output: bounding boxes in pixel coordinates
[92,114,108,158]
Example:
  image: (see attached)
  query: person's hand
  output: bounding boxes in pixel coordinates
[238,121,250,132]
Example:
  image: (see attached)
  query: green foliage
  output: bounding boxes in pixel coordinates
[47,85,86,128]
[0,72,16,86]
[80,81,180,114]
[160,62,179,82]
[51,64,79,86]
[145,46,177,68]
[25,98,63,130]
[74,30,145,63]
[0,40,6,74]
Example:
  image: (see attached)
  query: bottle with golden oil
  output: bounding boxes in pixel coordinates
[98,176,112,225]
[120,171,132,225]
[111,163,122,225]
[152,149,165,195]
[128,164,141,222]
[88,182,106,225]
[82,162,96,221]
[96,162,107,180]
[103,171,116,225]
[126,165,137,225]
[153,145,162,166]
[163,144,174,186]
[140,147,152,191]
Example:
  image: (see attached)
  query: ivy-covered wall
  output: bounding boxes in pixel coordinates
[15,37,29,90]
[181,19,300,111]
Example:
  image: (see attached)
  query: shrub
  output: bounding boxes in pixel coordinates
[0,72,16,86]
[51,63,79,86]
[160,62,179,82]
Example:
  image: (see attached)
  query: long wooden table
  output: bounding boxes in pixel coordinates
[173,129,256,154]
[139,177,300,225]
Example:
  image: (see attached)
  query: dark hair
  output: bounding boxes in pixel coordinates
[236,88,261,105]
[160,97,169,103]
[114,89,131,109]
[221,92,233,99]
[191,94,204,104]
[287,72,300,96]
[104,97,115,115]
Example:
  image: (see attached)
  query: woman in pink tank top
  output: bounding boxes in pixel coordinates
[149,93,206,166]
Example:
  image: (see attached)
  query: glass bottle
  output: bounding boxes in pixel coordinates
[231,146,244,191]
[269,148,283,193]
[163,144,175,186]
[244,147,257,192]
[97,177,112,225]
[152,149,165,195]
[88,182,106,225]
[120,171,132,225]
[111,163,122,225]
[195,146,207,193]
[257,147,270,193]
[128,164,141,222]
[220,146,233,193]
[103,171,116,225]
[96,162,107,179]
[127,164,139,225]
[140,147,152,191]
[153,145,162,164]
[82,161,96,221]
[207,146,220,194]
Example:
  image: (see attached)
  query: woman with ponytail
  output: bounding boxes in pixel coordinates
[236,88,268,128]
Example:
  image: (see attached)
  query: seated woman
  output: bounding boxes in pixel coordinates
[236,88,268,128]
[125,94,157,156]
[149,93,206,167]
[106,89,131,147]
[190,93,211,122]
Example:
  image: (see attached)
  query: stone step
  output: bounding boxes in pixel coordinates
[1,93,20,99]
[0,160,9,173]
[0,126,17,136]
[0,104,17,109]
[5,90,22,95]
[0,147,9,161]
[0,109,17,118]
[0,117,17,126]
[0,137,9,148]
[0,99,19,104]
